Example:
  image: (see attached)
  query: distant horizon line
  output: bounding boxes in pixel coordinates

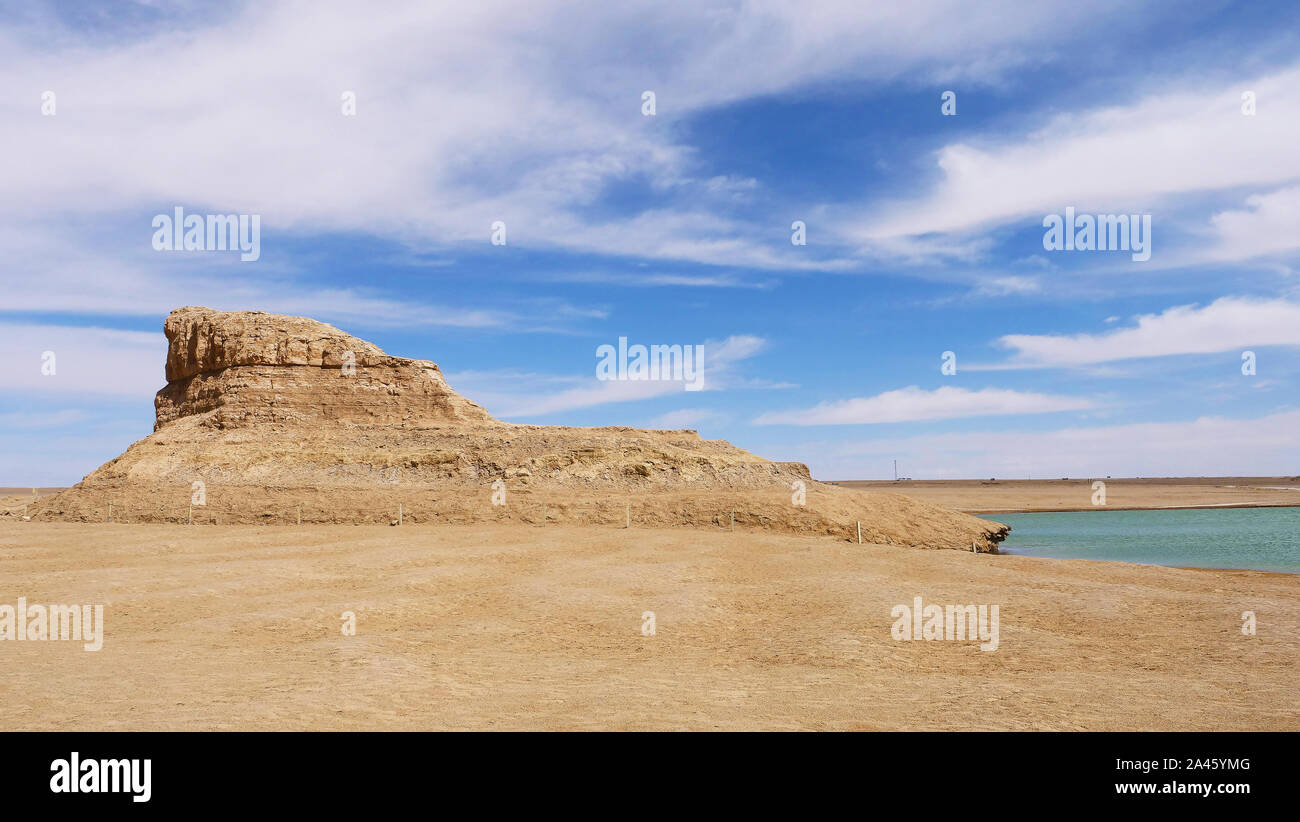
[823,475,1300,483]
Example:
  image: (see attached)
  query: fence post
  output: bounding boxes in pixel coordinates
[297,504,302,526]
[188,504,193,526]
[625,504,630,529]
[399,503,403,526]
[857,521,862,545]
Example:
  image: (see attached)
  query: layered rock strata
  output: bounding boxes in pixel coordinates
[33,307,1009,551]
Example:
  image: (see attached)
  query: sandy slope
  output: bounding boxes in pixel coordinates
[3,521,1294,731]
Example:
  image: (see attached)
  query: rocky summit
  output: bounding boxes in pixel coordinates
[154,306,495,429]
[32,307,1009,550]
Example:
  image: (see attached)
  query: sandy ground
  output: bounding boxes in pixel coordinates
[2,520,1295,731]
[834,476,1300,512]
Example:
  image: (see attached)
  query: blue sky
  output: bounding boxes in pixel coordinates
[2,0,1299,485]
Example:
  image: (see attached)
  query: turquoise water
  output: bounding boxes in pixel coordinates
[980,507,1300,573]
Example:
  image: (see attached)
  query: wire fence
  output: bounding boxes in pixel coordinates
[13,490,998,550]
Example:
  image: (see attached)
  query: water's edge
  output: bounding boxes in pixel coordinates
[979,507,1300,574]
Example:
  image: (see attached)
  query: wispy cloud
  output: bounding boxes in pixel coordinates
[787,410,1300,480]
[1204,185,1300,263]
[851,65,1300,263]
[973,275,1041,297]
[645,408,727,429]
[0,0,1167,276]
[754,386,1094,425]
[545,270,777,289]
[458,335,768,418]
[0,409,89,429]
[0,221,617,331]
[0,323,164,396]
[978,297,1300,369]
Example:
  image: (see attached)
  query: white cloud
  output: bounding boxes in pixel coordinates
[0,0,1159,278]
[645,408,726,429]
[0,323,165,396]
[984,297,1300,369]
[708,334,768,364]
[0,222,585,330]
[785,410,1300,480]
[549,270,775,289]
[490,377,695,418]
[0,409,89,429]
[1205,185,1300,262]
[853,65,1300,252]
[974,275,1041,296]
[459,335,767,418]
[754,386,1093,425]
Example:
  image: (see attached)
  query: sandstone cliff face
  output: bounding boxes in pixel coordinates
[34,307,1009,551]
[154,307,495,429]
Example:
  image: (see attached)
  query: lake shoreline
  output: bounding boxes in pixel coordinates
[979,502,1300,514]
[984,507,1300,575]
[997,547,1300,576]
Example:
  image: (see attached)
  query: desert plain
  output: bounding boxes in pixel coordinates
[1,514,1297,731]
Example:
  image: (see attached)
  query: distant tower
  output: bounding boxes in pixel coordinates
[893,460,898,481]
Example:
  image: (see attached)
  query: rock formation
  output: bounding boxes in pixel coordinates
[32,307,1009,551]
[153,306,494,428]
